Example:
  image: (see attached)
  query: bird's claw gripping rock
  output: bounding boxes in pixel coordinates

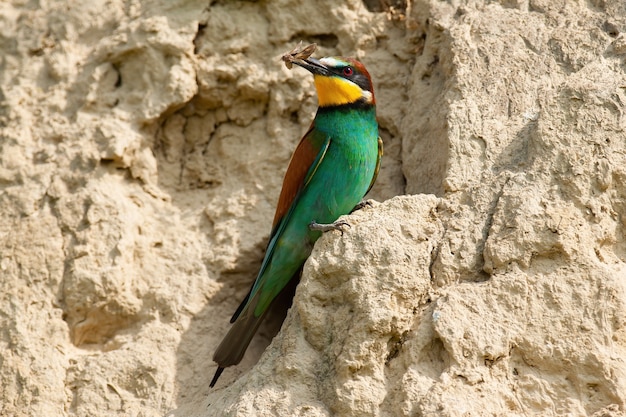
[282,42,317,69]
[309,220,351,235]
[351,199,373,213]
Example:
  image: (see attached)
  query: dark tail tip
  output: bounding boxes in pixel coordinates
[210,366,225,388]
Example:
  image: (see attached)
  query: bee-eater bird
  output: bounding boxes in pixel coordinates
[210,54,382,388]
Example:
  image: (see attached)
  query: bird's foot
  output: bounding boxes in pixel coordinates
[309,220,351,235]
[351,199,373,213]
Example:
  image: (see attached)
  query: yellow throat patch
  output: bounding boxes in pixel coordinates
[314,75,366,107]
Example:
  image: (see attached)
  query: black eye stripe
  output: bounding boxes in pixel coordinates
[353,74,371,92]
[330,66,372,93]
[331,66,349,76]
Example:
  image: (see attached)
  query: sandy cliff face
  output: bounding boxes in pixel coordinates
[0,0,625,416]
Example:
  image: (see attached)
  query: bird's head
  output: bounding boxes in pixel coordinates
[292,56,375,108]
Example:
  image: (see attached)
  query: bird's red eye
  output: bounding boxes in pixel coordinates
[342,66,354,76]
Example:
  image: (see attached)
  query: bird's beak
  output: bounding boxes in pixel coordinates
[291,58,332,77]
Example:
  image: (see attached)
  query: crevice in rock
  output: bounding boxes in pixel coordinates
[192,23,207,55]
[362,0,407,15]
[385,330,409,365]
[428,238,441,284]
[478,175,511,276]
[288,32,339,48]
[111,62,122,88]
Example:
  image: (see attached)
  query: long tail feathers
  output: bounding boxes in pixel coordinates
[210,299,268,388]
[230,286,252,323]
[210,367,224,388]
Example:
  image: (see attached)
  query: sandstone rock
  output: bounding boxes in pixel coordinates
[1,0,625,416]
